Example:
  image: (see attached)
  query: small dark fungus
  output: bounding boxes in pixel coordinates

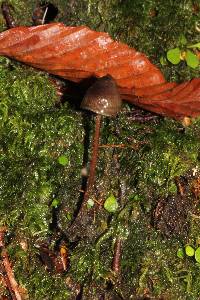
[81,75,122,117]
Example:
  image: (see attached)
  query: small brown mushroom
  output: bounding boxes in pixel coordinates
[68,76,121,236]
[80,75,122,204]
[81,75,122,117]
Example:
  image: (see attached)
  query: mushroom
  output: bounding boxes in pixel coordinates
[80,75,122,206]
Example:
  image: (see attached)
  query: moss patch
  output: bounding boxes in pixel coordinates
[0,1,200,299]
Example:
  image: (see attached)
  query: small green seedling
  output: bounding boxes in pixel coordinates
[129,194,142,202]
[185,245,195,257]
[177,247,185,259]
[104,194,118,213]
[66,212,72,221]
[179,245,200,264]
[162,34,200,69]
[58,154,69,166]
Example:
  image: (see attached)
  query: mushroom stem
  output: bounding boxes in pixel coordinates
[80,114,101,210]
[66,115,101,237]
[112,237,122,275]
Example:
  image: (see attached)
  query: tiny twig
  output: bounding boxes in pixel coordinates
[99,142,147,149]
[67,115,101,235]
[112,237,122,275]
[41,6,48,25]
[75,114,101,213]
[81,114,101,206]
[0,260,17,299]
[99,144,128,148]
[0,227,22,300]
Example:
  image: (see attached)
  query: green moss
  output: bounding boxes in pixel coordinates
[0,1,200,299]
[0,56,84,297]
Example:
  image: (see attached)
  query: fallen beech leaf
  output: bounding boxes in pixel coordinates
[0,23,165,88]
[134,78,200,119]
[0,23,200,119]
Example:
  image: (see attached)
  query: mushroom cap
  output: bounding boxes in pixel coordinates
[81,76,122,117]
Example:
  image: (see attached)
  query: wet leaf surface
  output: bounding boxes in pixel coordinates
[0,23,199,119]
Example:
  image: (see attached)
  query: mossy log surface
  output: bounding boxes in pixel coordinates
[0,1,200,299]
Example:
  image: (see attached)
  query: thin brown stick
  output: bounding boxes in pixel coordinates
[67,115,101,235]
[112,237,122,275]
[81,114,101,206]
[99,144,127,148]
[0,227,22,300]
[0,226,7,247]
[0,261,17,299]
[99,142,147,149]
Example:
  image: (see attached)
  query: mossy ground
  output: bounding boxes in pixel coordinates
[0,1,200,299]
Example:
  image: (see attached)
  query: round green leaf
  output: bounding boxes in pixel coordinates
[186,50,199,69]
[167,48,181,64]
[185,245,195,257]
[195,247,200,263]
[104,194,118,213]
[177,247,184,259]
[58,155,69,166]
[51,199,60,208]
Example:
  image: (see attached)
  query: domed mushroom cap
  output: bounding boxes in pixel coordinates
[81,76,122,117]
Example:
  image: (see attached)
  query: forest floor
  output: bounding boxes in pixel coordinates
[0,1,200,299]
